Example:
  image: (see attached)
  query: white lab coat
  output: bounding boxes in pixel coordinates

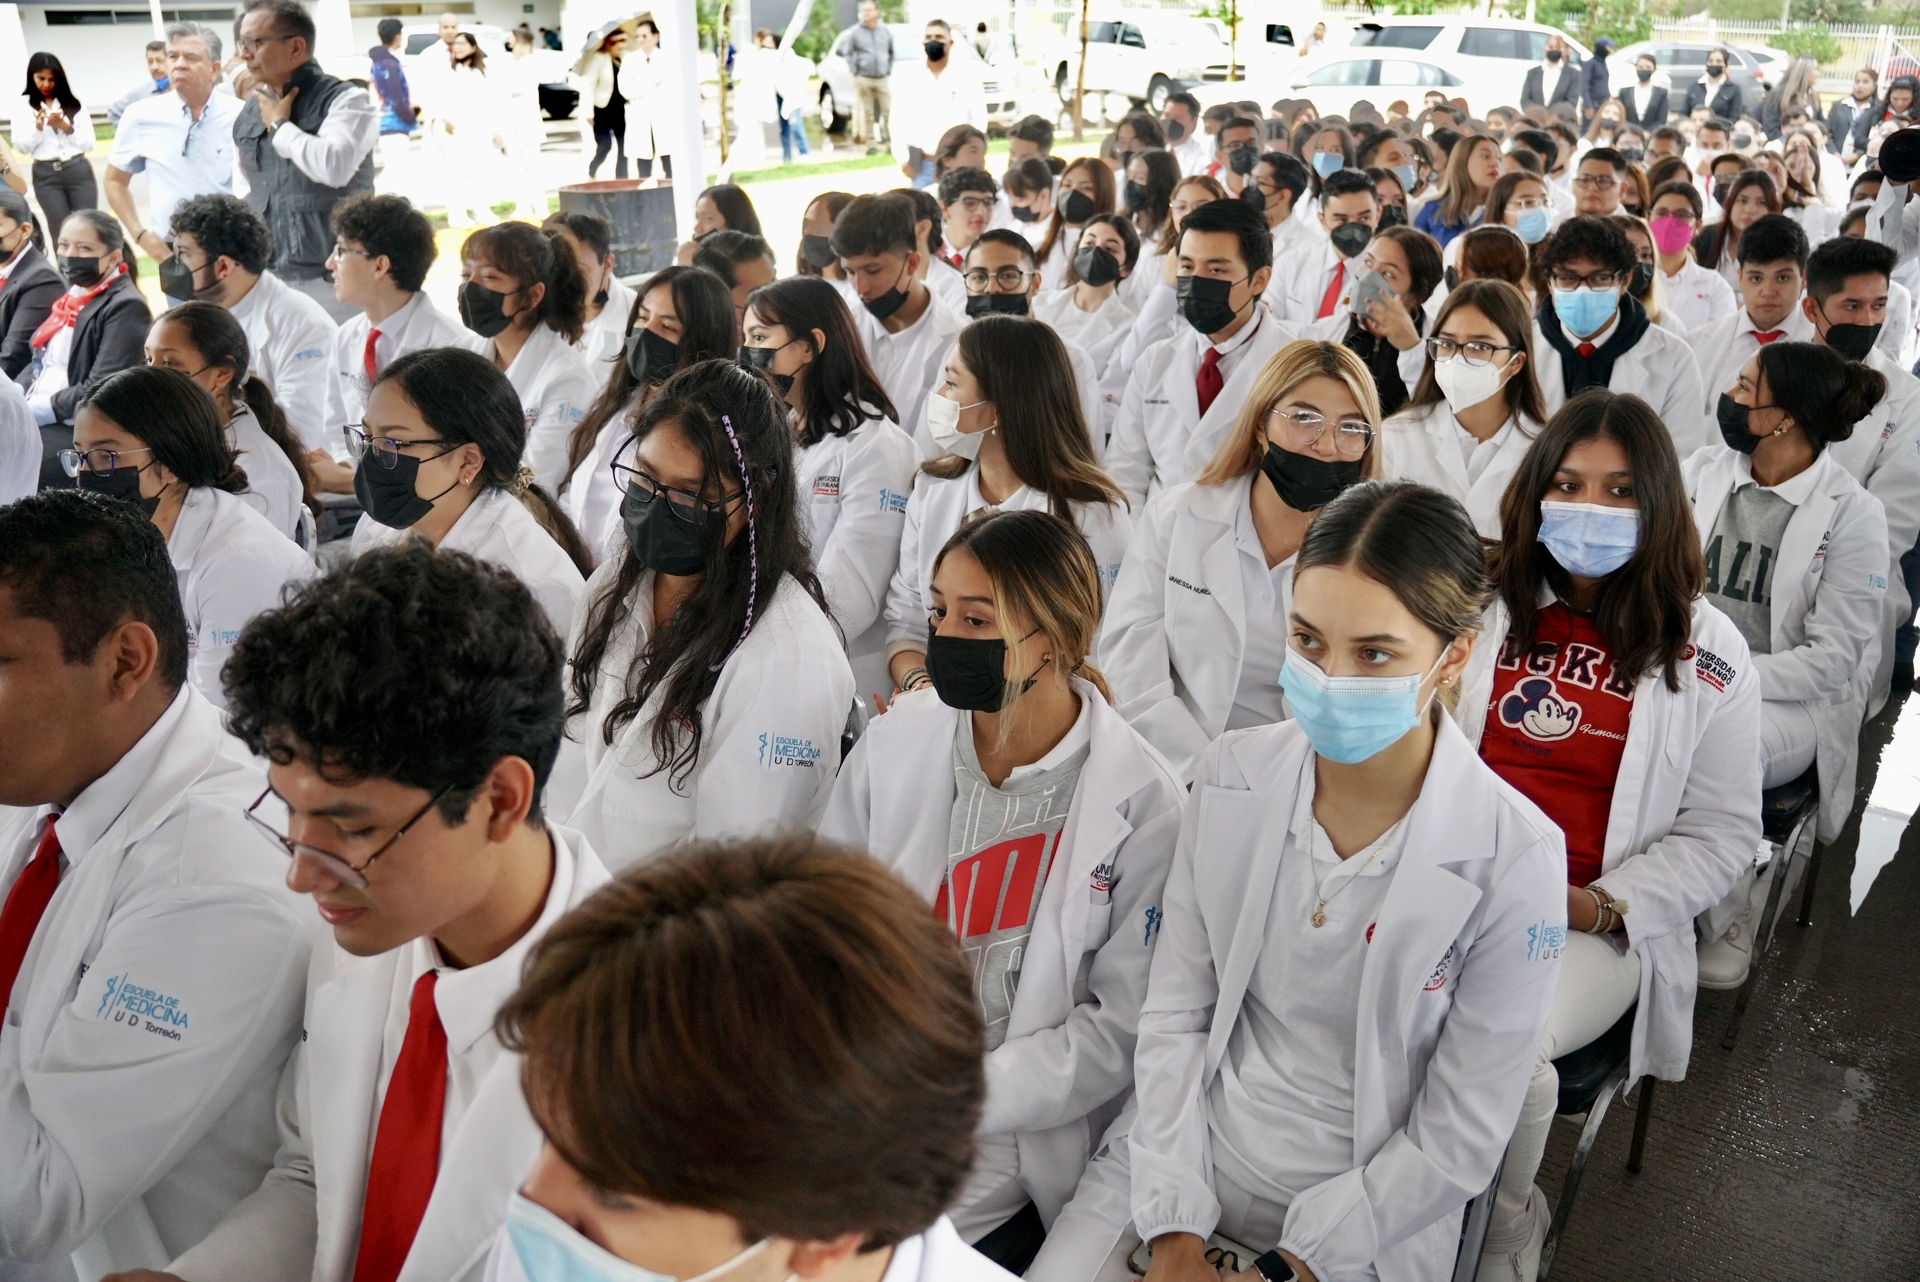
[1685,307,1816,418]
[484,1217,1015,1282]
[1104,276,1180,394]
[1455,593,1762,1081]
[1096,474,1285,785]
[854,293,965,456]
[167,826,613,1282]
[0,687,309,1280]
[1106,310,1299,509]
[820,680,1183,1224]
[1530,314,1710,456]
[1378,399,1543,537]
[350,487,586,639]
[1827,347,1920,711]
[889,58,985,160]
[1684,445,1888,839]
[168,486,315,709]
[486,324,597,496]
[227,400,305,544]
[1032,286,1137,436]
[614,48,673,161]
[323,292,481,455]
[883,466,1132,654]
[1656,257,1735,338]
[560,410,633,564]
[229,271,341,453]
[1127,716,1565,1282]
[795,414,919,707]
[1265,238,1354,326]
[557,566,855,871]
[578,275,636,373]
[0,378,37,507]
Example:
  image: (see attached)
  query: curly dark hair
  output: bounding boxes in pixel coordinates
[568,359,826,791]
[168,193,272,275]
[331,192,436,293]
[222,541,568,824]
[1537,213,1637,278]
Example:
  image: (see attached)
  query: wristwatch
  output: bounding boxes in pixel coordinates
[1252,1251,1297,1282]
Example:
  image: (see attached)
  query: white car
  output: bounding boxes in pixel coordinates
[1235,53,1469,122]
[1042,13,1236,113]
[1331,16,1592,117]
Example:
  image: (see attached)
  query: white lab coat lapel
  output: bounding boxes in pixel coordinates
[1190,478,1250,682]
[1181,314,1291,478]
[1686,446,1839,654]
[307,951,393,1282]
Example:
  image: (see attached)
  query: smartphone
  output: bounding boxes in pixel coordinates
[1348,268,1393,320]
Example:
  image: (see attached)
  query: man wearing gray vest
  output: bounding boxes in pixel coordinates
[232,0,376,323]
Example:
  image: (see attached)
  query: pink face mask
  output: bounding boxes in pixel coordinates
[1648,213,1694,255]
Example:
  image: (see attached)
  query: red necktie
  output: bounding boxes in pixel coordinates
[1316,261,1346,320]
[363,328,382,384]
[1196,347,1224,416]
[351,972,448,1282]
[0,818,61,1006]
[1754,329,1784,345]
[1576,342,1596,358]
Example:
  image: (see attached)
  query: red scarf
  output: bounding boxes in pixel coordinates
[31,264,124,350]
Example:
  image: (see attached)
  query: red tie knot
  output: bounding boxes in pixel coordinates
[1576,342,1596,358]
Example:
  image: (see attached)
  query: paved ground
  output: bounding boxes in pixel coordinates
[1538,684,1920,1279]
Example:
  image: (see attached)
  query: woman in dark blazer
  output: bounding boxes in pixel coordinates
[0,188,61,381]
[24,209,151,488]
[1617,53,1669,128]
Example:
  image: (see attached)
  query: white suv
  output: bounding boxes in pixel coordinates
[1043,13,1235,113]
[1341,17,1592,115]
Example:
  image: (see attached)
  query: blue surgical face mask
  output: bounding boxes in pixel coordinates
[1513,207,1551,244]
[1279,646,1449,765]
[1537,500,1641,578]
[507,1193,771,1282]
[1392,163,1418,195]
[1553,285,1621,338]
[1312,152,1344,178]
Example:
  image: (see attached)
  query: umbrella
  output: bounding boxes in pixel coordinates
[581,12,653,56]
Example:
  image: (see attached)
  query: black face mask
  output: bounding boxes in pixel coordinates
[354,450,458,529]
[1177,274,1244,335]
[1260,440,1361,511]
[1716,394,1763,454]
[923,39,947,60]
[966,291,1030,319]
[739,342,796,396]
[1073,244,1122,287]
[1546,49,1563,64]
[1444,265,1460,292]
[157,254,208,301]
[1329,222,1372,259]
[1630,263,1653,296]
[1711,180,1732,209]
[458,280,514,338]
[0,226,25,268]
[1010,203,1041,223]
[1637,67,1653,83]
[1164,116,1186,141]
[1620,146,1646,165]
[626,326,680,384]
[1123,180,1150,212]
[800,234,838,268]
[1823,319,1882,362]
[76,464,160,517]
[1377,203,1407,229]
[621,481,726,576]
[1058,189,1095,225]
[1239,184,1266,214]
[593,286,610,308]
[60,255,103,288]
[1227,144,1259,176]
[1707,64,1726,78]
[924,627,1046,712]
[862,263,913,319]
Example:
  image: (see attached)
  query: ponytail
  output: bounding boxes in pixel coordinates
[240,374,320,514]
[1757,340,1888,449]
[511,464,596,577]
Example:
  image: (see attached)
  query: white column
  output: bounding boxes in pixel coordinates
[667,0,705,238]
[0,6,24,105]
[311,0,356,68]
[149,0,165,41]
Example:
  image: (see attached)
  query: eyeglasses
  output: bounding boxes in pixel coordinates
[237,33,294,55]
[1426,337,1520,367]
[963,266,1034,291]
[245,785,450,890]
[611,460,742,523]
[1549,269,1622,290]
[331,243,372,261]
[951,196,994,215]
[1269,407,1373,457]
[59,445,152,477]
[1507,196,1549,211]
[1572,174,1617,190]
[343,425,453,470]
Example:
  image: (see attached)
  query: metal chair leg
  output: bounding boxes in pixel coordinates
[1539,1064,1629,1282]
[1451,1158,1503,1282]
[1627,1076,1655,1174]
[1723,827,1801,1050]
[1796,834,1825,928]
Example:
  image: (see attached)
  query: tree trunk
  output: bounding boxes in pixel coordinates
[1073,0,1090,141]
[718,2,732,164]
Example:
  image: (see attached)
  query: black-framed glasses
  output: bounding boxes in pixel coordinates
[611,460,742,524]
[1549,268,1622,290]
[237,33,294,54]
[59,445,152,478]
[963,266,1034,291]
[1269,407,1373,457]
[1571,174,1617,190]
[245,785,450,889]
[344,425,453,470]
[331,243,372,261]
[1425,337,1520,367]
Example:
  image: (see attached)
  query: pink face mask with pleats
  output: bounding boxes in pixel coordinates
[1648,213,1694,256]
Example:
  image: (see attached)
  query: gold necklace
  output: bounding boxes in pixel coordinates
[1306,816,1394,928]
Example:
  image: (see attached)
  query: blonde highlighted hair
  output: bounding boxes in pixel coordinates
[1197,339,1383,487]
[931,509,1113,710]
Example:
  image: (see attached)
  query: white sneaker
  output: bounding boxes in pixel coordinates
[1476,1185,1548,1282]
[1697,919,1753,989]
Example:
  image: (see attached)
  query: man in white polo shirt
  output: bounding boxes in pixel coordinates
[104,22,241,274]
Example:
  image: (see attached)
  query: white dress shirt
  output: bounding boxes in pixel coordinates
[270,81,379,187]
[107,91,243,237]
[11,99,93,161]
[324,291,481,453]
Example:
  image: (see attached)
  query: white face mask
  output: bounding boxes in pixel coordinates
[927,392,990,459]
[507,1193,772,1282]
[1432,352,1511,415]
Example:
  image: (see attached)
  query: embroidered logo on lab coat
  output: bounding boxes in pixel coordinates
[1423,944,1457,991]
[1693,646,1736,692]
[1525,920,1567,963]
[757,733,822,768]
[91,971,191,1041]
